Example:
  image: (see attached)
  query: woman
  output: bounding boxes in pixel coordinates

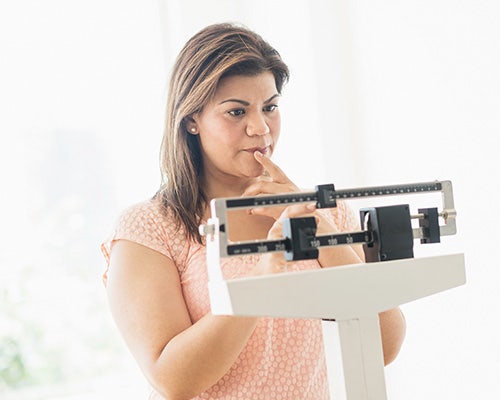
[101,23,405,400]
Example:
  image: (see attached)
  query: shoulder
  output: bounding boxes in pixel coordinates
[116,197,173,235]
[101,197,188,265]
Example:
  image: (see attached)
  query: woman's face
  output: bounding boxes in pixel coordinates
[190,71,281,184]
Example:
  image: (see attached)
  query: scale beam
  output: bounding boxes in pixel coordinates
[201,180,457,259]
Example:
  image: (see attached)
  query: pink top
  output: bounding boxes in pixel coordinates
[101,197,360,400]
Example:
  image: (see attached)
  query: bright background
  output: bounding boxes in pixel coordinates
[1,0,499,399]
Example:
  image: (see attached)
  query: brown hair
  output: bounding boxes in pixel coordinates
[157,23,290,243]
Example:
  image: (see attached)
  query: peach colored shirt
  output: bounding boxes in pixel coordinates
[101,198,360,400]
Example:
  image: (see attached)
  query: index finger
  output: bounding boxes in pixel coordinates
[254,151,288,183]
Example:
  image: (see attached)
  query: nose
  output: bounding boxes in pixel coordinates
[246,112,270,136]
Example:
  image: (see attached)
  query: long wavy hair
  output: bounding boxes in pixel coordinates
[157,23,290,243]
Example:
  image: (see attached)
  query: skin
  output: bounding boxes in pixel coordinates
[106,72,406,400]
[189,72,282,199]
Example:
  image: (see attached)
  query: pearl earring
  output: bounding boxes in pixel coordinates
[190,127,196,133]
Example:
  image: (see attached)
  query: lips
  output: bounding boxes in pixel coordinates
[244,146,269,154]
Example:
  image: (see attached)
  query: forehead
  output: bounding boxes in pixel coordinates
[212,71,278,101]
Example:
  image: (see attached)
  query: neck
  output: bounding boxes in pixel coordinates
[201,174,257,201]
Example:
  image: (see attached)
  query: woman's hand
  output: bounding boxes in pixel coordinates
[243,150,300,196]
[244,151,338,236]
[243,151,363,269]
[242,151,300,219]
[249,203,317,276]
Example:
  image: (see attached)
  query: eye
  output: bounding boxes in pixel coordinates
[263,104,278,112]
[228,108,246,117]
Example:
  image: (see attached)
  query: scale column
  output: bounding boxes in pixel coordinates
[322,315,387,400]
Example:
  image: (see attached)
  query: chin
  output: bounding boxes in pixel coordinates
[249,166,266,178]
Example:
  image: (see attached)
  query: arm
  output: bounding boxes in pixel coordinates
[250,205,406,366]
[106,240,259,400]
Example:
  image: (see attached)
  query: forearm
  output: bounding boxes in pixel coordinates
[317,245,363,268]
[149,313,259,400]
[379,307,406,365]
[313,208,364,268]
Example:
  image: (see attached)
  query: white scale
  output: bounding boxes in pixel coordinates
[199,180,466,399]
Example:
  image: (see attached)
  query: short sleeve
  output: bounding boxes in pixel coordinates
[100,199,184,285]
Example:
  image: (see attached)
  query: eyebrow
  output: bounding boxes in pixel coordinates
[218,93,280,106]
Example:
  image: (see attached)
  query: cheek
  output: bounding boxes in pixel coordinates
[270,117,281,146]
[198,124,240,155]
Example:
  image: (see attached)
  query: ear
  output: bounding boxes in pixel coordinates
[185,115,199,135]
